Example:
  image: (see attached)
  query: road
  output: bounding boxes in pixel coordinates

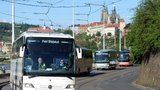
[1,66,143,90]
[75,66,142,90]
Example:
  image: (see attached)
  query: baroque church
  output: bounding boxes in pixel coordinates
[101,3,120,24]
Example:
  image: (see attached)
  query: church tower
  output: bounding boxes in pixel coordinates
[110,6,120,24]
[110,6,117,23]
[101,2,109,23]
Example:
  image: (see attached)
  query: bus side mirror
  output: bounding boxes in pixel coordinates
[19,46,25,58]
[108,54,110,58]
[76,48,82,59]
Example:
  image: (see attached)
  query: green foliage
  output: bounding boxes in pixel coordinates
[0,22,38,42]
[0,22,12,41]
[107,32,112,36]
[63,29,73,36]
[127,0,160,63]
[96,31,101,37]
[75,33,97,50]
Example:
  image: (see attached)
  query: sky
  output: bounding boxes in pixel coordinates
[0,0,141,28]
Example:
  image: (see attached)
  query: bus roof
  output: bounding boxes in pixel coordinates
[95,49,117,53]
[119,50,130,53]
[18,31,74,40]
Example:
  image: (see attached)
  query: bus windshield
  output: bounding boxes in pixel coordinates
[95,53,109,63]
[118,52,129,62]
[23,37,75,76]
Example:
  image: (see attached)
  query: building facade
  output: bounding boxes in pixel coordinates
[77,4,126,37]
[75,3,126,49]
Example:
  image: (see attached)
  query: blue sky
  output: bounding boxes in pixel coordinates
[0,0,140,28]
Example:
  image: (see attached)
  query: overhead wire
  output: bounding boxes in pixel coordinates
[0,12,29,19]
[1,0,89,8]
[1,0,69,28]
[0,0,122,28]
[0,11,61,26]
[22,0,65,6]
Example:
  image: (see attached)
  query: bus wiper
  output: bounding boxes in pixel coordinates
[67,76,74,80]
[28,75,37,78]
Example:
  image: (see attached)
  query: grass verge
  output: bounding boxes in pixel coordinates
[136,53,160,90]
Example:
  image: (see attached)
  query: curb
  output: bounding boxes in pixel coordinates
[0,73,10,87]
[0,81,9,87]
[132,81,155,90]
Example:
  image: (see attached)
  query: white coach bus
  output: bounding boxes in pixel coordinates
[10,30,92,90]
[94,49,118,70]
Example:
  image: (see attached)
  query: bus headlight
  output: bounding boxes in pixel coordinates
[66,84,75,89]
[24,83,35,88]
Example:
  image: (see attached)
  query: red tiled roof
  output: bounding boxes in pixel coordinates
[105,23,119,28]
[0,42,3,48]
[79,22,120,29]
[28,27,53,33]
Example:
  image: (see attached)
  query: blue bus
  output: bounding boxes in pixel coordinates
[118,50,133,66]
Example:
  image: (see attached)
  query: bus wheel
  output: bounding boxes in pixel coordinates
[87,68,91,74]
[78,68,80,74]
[112,67,116,70]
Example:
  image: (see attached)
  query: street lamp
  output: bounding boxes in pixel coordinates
[11,0,15,44]
[72,0,75,38]
[102,34,106,50]
[119,30,122,51]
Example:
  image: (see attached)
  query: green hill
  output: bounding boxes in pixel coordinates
[0,22,39,42]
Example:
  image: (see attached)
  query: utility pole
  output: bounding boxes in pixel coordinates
[102,34,105,50]
[119,30,122,51]
[114,35,116,48]
[72,0,75,38]
[102,12,106,50]
[124,30,127,49]
[12,0,15,44]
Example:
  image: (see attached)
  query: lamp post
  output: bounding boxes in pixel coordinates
[72,0,75,38]
[119,30,122,51]
[102,34,106,50]
[11,0,15,44]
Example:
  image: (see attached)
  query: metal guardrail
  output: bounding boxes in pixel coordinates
[0,73,10,77]
[0,73,10,88]
[0,73,10,86]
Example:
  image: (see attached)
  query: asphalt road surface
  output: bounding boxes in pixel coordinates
[75,66,143,90]
[1,66,143,90]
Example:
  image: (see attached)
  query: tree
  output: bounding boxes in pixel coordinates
[0,22,38,42]
[63,29,73,36]
[127,0,160,63]
[96,31,101,37]
[75,33,97,50]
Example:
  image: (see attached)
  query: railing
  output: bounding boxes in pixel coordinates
[0,73,10,86]
[0,68,10,86]
[0,73,10,77]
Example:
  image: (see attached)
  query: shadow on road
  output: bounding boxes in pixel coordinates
[115,67,127,70]
[75,66,137,78]
[0,81,9,90]
[75,72,105,78]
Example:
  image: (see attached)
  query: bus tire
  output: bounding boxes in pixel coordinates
[112,67,116,70]
[87,67,91,74]
[77,68,80,74]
